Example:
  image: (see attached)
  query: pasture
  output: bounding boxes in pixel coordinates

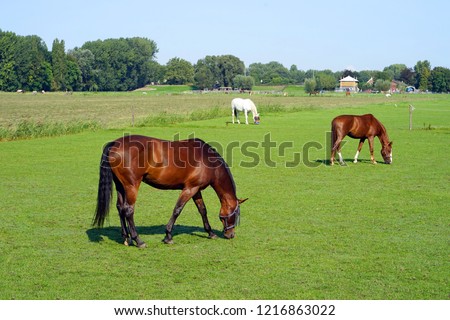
[0,89,448,299]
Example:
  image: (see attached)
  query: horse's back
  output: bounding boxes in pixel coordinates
[332,114,381,138]
[231,97,245,110]
[332,113,370,122]
[331,114,355,131]
[244,98,257,110]
[109,135,221,190]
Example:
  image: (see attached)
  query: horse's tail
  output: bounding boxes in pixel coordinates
[93,141,115,227]
[331,119,338,151]
[230,100,237,117]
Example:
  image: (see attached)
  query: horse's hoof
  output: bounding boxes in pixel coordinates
[353,160,358,164]
[124,238,132,246]
[137,242,147,249]
[209,234,218,239]
[163,238,174,245]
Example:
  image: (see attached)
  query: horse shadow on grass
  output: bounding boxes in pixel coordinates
[86,224,223,245]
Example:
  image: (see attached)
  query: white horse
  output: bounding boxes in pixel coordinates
[231,98,260,125]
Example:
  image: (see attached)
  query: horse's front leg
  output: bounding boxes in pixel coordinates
[244,110,249,124]
[164,187,198,244]
[368,137,376,164]
[192,191,217,239]
[354,139,365,163]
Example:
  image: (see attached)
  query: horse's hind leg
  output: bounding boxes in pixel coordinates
[116,190,132,246]
[114,178,132,246]
[354,139,365,163]
[331,138,345,166]
[192,191,217,239]
[116,182,146,248]
[232,107,240,124]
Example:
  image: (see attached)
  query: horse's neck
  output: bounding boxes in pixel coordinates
[250,104,258,115]
[211,166,237,207]
[377,125,390,145]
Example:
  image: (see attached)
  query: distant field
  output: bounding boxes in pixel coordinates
[1,87,446,139]
[0,90,448,299]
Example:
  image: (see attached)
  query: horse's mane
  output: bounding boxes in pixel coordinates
[198,139,237,195]
[246,99,258,115]
[372,116,390,144]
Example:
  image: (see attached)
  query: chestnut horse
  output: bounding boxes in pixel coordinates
[93,135,247,248]
[330,114,393,165]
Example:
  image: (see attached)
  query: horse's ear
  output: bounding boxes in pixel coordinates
[238,198,249,204]
[389,141,393,146]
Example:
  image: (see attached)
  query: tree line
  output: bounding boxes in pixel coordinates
[1,30,450,93]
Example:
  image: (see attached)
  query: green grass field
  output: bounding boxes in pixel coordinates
[0,89,448,299]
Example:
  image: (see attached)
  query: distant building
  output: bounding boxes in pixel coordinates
[390,81,398,93]
[339,75,359,92]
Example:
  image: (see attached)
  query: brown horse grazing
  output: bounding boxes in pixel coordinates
[330,114,393,165]
[93,135,247,248]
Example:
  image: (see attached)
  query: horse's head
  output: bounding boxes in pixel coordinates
[253,114,260,125]
[220,198,248,239]
[381,141,393,164]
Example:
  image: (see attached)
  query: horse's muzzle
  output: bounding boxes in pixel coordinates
[223,229,235,239]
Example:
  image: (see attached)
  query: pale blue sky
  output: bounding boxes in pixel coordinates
[2,0,449,71]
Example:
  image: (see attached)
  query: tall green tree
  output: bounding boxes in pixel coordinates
[414,60,432,91]
[217,55,245,87]
[342,69,359,79]
[0,30,19,91]
[383,64,407,81]
[248,61,290,84]
[65,55,82,91]
[68,48,96,91]
[233,75,255,90]
[304,78,317,95]
[147,61,165,84]
[51,38,67,91]
[81,37,158,91]
[193,55,244,89]
[316,70,337,90]
[164,57,194,84]
[194,56,220,89]
[399,67,416,86]
[374,79,391,92]
[289,65,305,84]
[431,67,450,93]
[15,35,52,91]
